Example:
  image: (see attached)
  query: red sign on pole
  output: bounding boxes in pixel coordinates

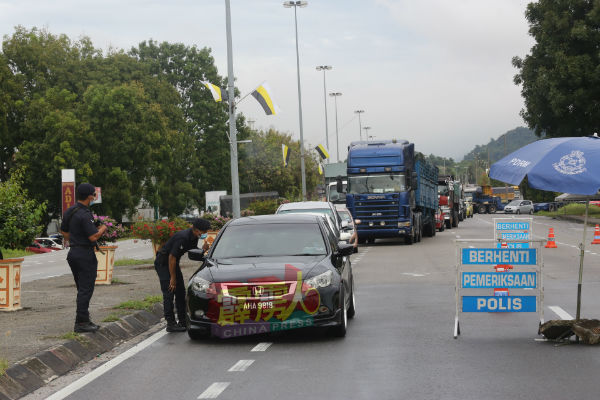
[62,182,76,215]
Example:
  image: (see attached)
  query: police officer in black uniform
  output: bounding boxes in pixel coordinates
[154,218,210,332]
[60,183,106,333]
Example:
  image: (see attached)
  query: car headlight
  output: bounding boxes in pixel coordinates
[305,270,333,289]
[190,276,211,292]
[398,221,410,227]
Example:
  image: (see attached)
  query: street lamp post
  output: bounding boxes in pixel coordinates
[225,0,241,218]
[354,110,364,140]
[316,65,332,161]
[329,92,342,161]
[363,126,371,140]
[284,1,308,200]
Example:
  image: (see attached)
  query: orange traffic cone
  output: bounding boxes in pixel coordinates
[545,228,558,248]
[591,225,600,245]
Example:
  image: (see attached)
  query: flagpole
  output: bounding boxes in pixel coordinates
[225,0,241,218]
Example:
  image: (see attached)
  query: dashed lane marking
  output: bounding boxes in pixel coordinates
[251,342,272,352]
[549,306,574,320]
[228,360,254,372]
[197,382,230,399]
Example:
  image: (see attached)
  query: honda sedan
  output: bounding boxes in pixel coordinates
[186,214,355,340]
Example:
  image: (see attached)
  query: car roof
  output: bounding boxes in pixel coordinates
[227,214,322,226]
[278,201,333,210]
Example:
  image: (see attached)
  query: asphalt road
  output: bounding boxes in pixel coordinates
[20,239,154,283]
[25,214,600,400]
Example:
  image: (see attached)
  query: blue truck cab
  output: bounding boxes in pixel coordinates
[345,140,438,245]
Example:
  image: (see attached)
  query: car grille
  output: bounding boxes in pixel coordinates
[219,281,297,300]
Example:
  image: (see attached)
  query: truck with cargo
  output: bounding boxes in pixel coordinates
[437,176,461,228]
[470,185,504,214]
[345,140,438,245]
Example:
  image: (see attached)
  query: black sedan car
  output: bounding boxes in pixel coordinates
[186,214,355,340]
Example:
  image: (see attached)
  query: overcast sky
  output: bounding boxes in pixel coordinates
[0,0,535,161]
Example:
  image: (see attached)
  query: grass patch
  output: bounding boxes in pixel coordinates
[0,248,34,258]
[114,295,162,311]
[59,332,89,344]
[114,258,154,267]
[0,357,8,376]
[110,278,130,284]
[537,203,600,218]
[102,310,131,322]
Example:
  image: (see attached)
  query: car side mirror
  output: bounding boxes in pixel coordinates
[188,248,205,261]
[337,243,354,257]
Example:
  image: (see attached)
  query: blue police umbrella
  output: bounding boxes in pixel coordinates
[489,133,600,321]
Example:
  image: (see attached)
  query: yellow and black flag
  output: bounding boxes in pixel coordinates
[201,81,228,102]
[315,144,329,160]
[252,82,280,115]
[318,163,324,175]
[282,144,290,167]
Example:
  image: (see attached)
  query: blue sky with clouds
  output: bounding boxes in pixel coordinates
[0,0,534,160]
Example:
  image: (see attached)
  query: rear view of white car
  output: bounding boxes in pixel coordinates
[503,200,534,214]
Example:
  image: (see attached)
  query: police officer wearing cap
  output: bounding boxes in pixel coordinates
[60,183,106,333]
[154,218,211,332]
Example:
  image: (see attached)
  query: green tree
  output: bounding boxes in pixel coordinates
[513,0,600,137]
[0,170,47,249]
[238,128,322,199]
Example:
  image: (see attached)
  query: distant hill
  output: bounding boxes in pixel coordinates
[462,127,539,163]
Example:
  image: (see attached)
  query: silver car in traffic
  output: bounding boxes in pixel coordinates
[504,199,534,214]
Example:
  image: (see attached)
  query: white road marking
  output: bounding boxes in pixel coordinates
[228,359,254,372]
[401,273,429,277]
[198,382,230,399]
[251,342,272,352]
[456,235,461,238]
[549,306,573,320]
[45,330,167,400]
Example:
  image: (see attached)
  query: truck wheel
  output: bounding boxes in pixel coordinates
[417,224,422,242]
[489,205,496,214]
[431,222,436,236]
[452,212,458,227]
[478,205,486,214]
[405,234,413,245]
[445,219,451,229]
[358,237,366,244]
[459,212,464,222]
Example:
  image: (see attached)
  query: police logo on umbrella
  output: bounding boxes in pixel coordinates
[553,150,587,175]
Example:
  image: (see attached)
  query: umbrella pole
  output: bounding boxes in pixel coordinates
[576,199,590,321]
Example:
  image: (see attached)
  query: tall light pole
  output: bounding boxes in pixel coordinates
[225,0,240,218]
[316,65,332,161]
[284,0,308,200]
[363,126,371,140]
[354,110,364,140]
[329,92,342,161]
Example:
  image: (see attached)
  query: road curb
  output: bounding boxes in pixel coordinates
[0,303,163,400]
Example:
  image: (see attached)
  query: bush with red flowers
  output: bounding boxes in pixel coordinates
[131,218,191,245]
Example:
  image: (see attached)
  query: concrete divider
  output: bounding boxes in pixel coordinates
[0,304,164,400]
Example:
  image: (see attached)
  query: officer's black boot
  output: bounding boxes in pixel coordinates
[166,319,186,332]
[74,321,100,333]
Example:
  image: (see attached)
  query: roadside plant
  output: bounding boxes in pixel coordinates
[131,218,190,244]
[92,215,127,246]
[202,213,231,231]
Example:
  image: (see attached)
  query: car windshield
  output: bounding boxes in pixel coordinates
[507,200,521,206]
[438,184,449,196]
[338,210,352,223]
[278,208,334,219]
[347,174,406,194]
[211,223,327,258]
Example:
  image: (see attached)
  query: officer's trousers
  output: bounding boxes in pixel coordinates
[154,263,186,323]
[67,248,98,323]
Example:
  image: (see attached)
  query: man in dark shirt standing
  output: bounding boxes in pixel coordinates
[60,183,106,333]
[155,218,210,332]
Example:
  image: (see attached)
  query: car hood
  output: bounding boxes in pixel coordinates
[205,255,327,283]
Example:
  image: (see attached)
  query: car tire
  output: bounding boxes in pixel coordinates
[347,279,356,319]
[358,237,366,244]
[516,209,521,214]
[529,209,534,215]
[440,222,444,232]
[332,289,348,337]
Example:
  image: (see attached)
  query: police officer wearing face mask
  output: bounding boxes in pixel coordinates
[60,183,106,333]
[154,218,211,332]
